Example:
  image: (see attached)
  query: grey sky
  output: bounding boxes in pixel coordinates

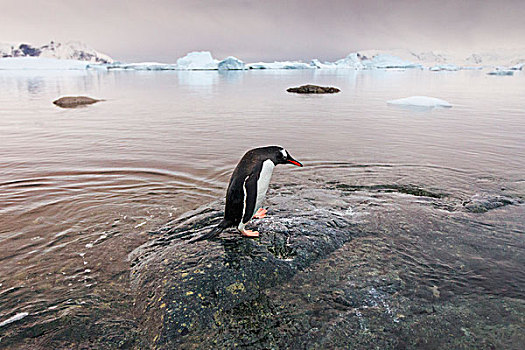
[1,0,524,62]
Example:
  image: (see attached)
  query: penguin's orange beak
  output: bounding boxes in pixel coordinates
[287,159,303,167]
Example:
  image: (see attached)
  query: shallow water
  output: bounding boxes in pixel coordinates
[0,69,524,347]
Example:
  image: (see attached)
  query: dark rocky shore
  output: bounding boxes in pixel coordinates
[1,170,523,349]
[128,178,524,349]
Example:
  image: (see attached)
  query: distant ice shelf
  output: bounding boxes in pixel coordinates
[0,57,91,70]
[387,96,452,108]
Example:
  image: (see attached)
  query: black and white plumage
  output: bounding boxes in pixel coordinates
[192,146,302,242]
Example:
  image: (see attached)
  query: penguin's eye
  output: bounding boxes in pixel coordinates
[280,149,288,160]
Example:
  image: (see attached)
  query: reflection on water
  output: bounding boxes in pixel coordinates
[0,69,523,347]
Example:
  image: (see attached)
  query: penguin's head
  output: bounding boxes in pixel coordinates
[271,146,303,167]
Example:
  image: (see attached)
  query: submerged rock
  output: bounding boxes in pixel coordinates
[287,84,341,94]
[462,194,519,213]
[53,96,102,108]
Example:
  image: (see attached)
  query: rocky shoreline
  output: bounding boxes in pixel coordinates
[128,179,524,349]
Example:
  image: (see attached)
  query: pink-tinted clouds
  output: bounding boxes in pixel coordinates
[1,0,524,62]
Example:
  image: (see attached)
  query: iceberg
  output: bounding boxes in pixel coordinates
[176,51,218,70]
[0,57,91,70]
[387,96,452,108]
[311,53,419,70]
[332,53,365,69]
[218,56,245,70]
[247,61,313,70]
[487,68,514,76]
[363,54,421,69]
[429,64,460,71]
[105,62,176,70]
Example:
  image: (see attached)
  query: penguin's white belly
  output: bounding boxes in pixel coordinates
[254,160,275,215]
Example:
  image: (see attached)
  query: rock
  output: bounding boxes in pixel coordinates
[287,84,340,94]
[129,187,359,348]
[52,96,102,108]
[462,194,519,213]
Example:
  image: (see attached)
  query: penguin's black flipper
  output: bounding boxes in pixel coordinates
[189,220,229,243]
[242,174,259,224]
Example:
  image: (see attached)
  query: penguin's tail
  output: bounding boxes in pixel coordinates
[189,220,229,243]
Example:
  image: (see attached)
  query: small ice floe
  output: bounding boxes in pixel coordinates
[247,61,313,70]
[0,312,29,327]
[387,96,452,108]
[430,64,460,71]
[106,62,177,70]
[487,67,514,76]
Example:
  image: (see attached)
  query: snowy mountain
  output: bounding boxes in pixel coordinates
[0,41,113,64]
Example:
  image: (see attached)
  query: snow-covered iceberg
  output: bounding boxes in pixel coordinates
[218,56,245,70]
[387,96,452,108]
[0,57,92,70]
[176,51,219,70]
[310,52,418,70]
[247,61,314,69]
[332,53,365,69]
[0,41,112,63]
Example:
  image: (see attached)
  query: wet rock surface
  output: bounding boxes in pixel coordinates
[130,179,525,349]
[53,96,102,108]
[287,84,341,94]
[462,193,521,213]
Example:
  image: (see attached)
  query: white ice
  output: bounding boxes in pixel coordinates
[218,56,245,70]
[175,51,219,70]
[247,61,314,70]
[429,64,460,71]
[0,57,91,70]
[105,62,176,70]
[363,54,421,69]
[387,96,452,108]
[487,68,514,76]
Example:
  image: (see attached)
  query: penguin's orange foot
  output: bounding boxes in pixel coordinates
[240,229,259,238]
[253,208,267,219]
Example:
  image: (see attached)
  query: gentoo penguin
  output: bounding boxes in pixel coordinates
[192,146,302,241]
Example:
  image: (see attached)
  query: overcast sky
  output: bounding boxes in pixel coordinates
[1,0,524,62]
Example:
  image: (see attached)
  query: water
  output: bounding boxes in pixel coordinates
[0,69,524,347]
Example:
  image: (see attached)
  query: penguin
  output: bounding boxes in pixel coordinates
[192,146,302,242]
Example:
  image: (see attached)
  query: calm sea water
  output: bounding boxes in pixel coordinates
[0,69,524,346]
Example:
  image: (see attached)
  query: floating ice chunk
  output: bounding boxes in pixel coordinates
[387,96,452,108]
[176,51,219,70]
[430,64,460,71]
[105,62,176,70]
[218,56,245,70]
[0,57,90,70]
[247,61,314,70]
[487,68,514,76]
[0,312,29,327]
[363,54,421,69]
